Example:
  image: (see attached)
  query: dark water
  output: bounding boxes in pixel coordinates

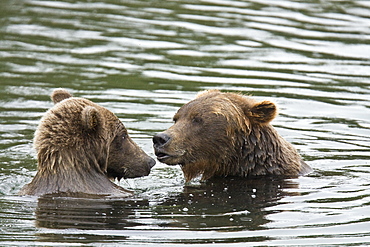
[1,0,370,246]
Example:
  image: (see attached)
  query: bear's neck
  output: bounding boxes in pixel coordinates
[237,124,303,177]
[20,160,132,197]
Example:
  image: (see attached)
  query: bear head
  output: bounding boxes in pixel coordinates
[153,90,311,182]
[19,89,155,196]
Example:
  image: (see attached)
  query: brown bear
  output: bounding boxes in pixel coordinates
[19,89,155,197]
[153,90,311,182]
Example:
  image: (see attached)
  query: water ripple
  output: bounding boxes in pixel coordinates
[1,0,370,246]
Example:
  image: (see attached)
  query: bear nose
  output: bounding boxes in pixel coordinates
[153,132,171,147]
[148,157,156,169]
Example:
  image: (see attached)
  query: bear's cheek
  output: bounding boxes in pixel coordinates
[106,150,126,179]
[106,136,133,179]
[115,137,155,177]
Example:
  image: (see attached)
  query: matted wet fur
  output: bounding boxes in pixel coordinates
[153,90,311,182]
[19,89,155,197]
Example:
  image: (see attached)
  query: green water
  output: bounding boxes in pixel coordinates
[1,0,370,246]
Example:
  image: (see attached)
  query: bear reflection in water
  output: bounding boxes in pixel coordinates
[35,194,150,230]
[152,177,300,230]
[35,177,299,231]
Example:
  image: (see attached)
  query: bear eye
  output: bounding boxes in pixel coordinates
[192,116,203,124]
[116,131,127,142]
[122,131,128,140]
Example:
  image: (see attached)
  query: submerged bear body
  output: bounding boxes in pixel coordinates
[153,90,311,181]
[20,89,155,197]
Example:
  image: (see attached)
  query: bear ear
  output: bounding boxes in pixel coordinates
[248,101,278,124]
[81,106,101,132]
[51,88,73,104]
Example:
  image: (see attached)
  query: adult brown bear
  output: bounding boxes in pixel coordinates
[153,90,311,182]
[19,89,155,197]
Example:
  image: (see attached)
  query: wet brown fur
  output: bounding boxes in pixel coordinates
[19,89,155,197]
[153,90,311,182]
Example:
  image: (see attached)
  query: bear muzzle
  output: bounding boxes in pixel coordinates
[107,156,156,181]
[124,156,156,178]
[153,132,185,165]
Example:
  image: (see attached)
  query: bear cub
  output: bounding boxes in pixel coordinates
[19,89,155,197]
[153,90,311,182]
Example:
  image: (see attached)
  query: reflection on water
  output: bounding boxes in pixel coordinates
[33,178,298,244]
[1,0,370,246]
[154,178,298,231]
[35,178,296,232]
[36,196,150,230]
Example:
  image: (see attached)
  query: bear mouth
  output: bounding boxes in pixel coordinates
[155,151,181,165]
[154,146,186,165]
[107,168,125,181]
[155,152,171,161]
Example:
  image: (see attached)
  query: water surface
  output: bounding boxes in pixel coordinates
[1,0,370,246]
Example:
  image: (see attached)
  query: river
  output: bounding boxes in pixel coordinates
[0,0,370,246]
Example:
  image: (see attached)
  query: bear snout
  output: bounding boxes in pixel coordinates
[153,132,176,163]
[141,157,156,177]
[153,132,171,147]
[147,156,156,169]
[117,156,156,179]
[128,154,156,178]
